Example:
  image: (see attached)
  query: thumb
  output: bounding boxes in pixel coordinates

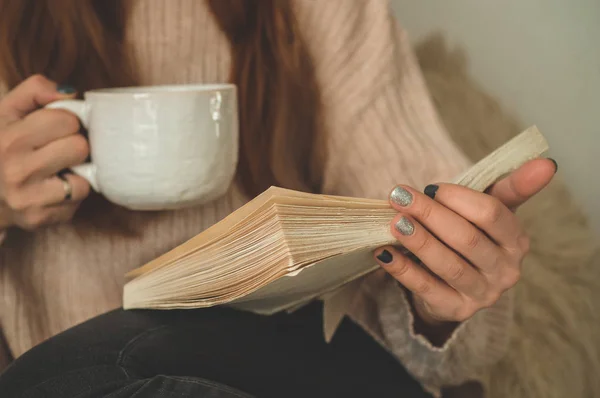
[0,75,76,124]
[486,158,558,210]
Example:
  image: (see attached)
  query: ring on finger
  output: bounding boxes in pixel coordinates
[57,172,73,201]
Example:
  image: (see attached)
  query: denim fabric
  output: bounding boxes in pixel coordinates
[0,302,431,398]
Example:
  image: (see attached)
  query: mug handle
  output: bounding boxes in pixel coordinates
[45,100,100,192]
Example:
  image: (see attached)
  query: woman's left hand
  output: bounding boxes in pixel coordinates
[374,158,557,340]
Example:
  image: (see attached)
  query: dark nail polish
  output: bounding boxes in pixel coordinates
[376,249,393,264]
[548,158,558,173]
[57,169,73,178]
[424,184,439,199]
[57,84,76,94]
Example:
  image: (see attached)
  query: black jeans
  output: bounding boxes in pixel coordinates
[0,301,431,398]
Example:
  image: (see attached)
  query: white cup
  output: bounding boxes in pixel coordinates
[45,84,239,211]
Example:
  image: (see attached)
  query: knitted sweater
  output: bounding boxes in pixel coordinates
[0,1,513,396]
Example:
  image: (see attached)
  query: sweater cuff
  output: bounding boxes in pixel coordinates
[376,274,514,394]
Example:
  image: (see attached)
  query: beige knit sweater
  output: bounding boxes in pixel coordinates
[0,0,513,396]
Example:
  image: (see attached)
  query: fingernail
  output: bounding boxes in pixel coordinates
[548,158,558,173]
[390,186,413,207]
[395,216,415,236]
[57,169,72,178]
[376,249,393,264]
[424,184,439,199]
[57,84,76,94]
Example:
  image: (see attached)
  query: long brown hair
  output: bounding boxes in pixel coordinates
[0,0,324,200]
[0,0,324,346]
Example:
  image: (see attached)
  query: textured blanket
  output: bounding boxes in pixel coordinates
[416,34,600,398]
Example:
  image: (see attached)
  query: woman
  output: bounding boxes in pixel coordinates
[0,1,556,397]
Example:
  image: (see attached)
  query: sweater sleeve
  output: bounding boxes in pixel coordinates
[294,0,513,394]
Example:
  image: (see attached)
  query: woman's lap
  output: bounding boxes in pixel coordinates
[0,301,431,398]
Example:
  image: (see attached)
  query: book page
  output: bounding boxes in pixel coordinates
[228,247,383,314]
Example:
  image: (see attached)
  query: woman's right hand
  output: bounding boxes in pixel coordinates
[0,75,91,231]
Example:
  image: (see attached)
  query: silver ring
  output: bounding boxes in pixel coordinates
[57,174,73,201]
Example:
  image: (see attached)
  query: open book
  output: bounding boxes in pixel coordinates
[123,126,549,314]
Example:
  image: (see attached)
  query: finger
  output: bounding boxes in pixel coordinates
[389,185,503,273]
[423,183,523,251]
[0,202,12,229]
[485,158,557,210]
[12,202,80,230]
[45,202,81,224]
[389,214,488,298]
[27,134,89,180]
[5,108,81,150]
[374,246,463,310]
[46,174,90,205]
[0,75,75,125]
[21,174,90,207]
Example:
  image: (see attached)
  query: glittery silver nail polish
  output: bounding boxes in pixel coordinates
[390,186,413,207]
[395,216,415,236]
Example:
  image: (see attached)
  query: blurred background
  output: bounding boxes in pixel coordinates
[392,0,600,235]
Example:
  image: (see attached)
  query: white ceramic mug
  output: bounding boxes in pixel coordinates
[45,84,239,211]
